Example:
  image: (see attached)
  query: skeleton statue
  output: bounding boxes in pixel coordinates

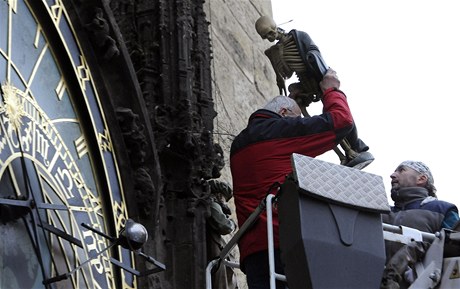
[255,15,374,169]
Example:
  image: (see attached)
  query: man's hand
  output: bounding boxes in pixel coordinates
[319,68,340,92]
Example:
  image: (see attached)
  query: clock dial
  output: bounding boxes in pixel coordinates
[0,1,134,288]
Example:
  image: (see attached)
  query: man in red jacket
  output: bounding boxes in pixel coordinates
[230,68,356,289]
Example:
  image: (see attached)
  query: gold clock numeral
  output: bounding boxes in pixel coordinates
[82,228,112,275]
[75,134,88,158]
[36,130,51,163]
[76,57,90,90]
[55,167,76,199]
[21,120,51,165]
[50,1,64,24]
[0,113,20,152]
[7,0,17,13]
[34,25,42,48]
[55,167,87,201]
[0,137,7,155]
[82,223,113,288]
[112,201,127,233]
[55,77,67,101]
[98,130,112,152]
[82,190,103,216]
[0,116,9,155]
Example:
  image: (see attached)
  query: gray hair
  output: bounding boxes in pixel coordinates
[399,160,437,197]
[263,95,298,114]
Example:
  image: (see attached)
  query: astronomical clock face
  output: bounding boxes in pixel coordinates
[0,0,134,288]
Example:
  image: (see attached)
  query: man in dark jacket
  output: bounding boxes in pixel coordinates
[381,160,459,289]
[383,160,459,232]
[230,68,355,289]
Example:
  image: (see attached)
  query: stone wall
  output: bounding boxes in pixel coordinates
[205,0,278,185]
[204,0,279,288]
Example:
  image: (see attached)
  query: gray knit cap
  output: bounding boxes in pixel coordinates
[399,160,436,196]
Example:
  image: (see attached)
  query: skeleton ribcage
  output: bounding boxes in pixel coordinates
[264,35,306,79]
[282,35,307,73]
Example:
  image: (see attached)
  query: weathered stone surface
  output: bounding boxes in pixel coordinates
[205,1,278,288]
[209,0,254,82]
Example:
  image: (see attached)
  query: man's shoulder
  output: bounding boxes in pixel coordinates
[421,197,458,212]
[383,209,444,233]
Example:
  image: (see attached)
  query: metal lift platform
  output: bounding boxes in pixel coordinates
[206,154,460,289]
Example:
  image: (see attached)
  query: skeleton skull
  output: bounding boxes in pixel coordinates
[255,16,278,42]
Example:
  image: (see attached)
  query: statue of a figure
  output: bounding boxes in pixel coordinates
[255,16,374,169]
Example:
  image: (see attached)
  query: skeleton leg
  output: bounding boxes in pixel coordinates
[301,106,373,169]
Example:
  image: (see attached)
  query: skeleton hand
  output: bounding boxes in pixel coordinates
[288,82,314,109]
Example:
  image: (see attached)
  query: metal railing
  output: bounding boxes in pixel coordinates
[206,195,439,289]
[206,194,286,289]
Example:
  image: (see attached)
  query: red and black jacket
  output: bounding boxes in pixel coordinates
[230,88,354,265]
